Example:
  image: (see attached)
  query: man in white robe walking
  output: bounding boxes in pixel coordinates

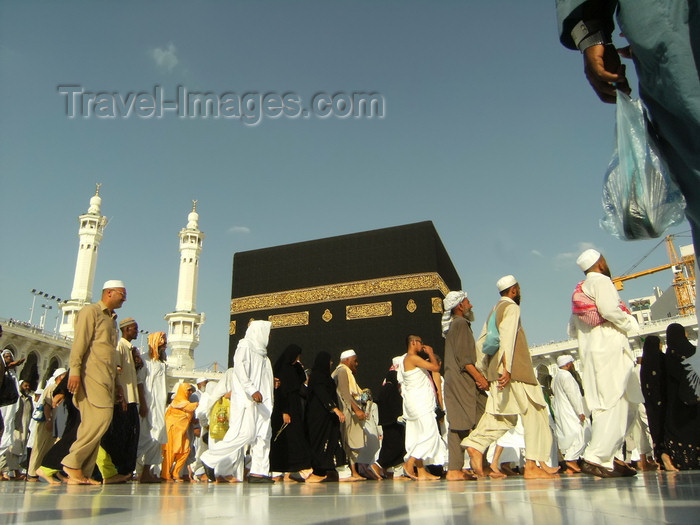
[201,320,274,483]
[569,249,642,477]
[551,355,589,474]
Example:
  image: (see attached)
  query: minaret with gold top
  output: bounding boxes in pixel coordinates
[164,201,206,370]
[59,184,108,338]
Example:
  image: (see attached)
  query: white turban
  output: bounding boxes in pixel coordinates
[496,275,517,292]
[103,280,125,289]
[576,249,601,272]
[52,367,67,378]
[340,349,356,360]
[441,290,468,337]
[557,355,574,368]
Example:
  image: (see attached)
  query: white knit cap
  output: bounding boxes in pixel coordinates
[52,367,67,378]
[340,349,356,360]
[557,355,574,368]
[496,275,517,292]
[103,280,125,289]
[576,249,601,272]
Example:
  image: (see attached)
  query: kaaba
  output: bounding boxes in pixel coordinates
[229,221,461,392]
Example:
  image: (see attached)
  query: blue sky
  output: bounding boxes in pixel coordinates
[0,1,691,369]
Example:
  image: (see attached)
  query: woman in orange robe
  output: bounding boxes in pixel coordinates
[162,383,198,482]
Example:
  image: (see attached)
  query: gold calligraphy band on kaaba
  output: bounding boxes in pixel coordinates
[230,272,450,314]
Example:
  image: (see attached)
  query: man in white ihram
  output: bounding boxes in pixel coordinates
[569,249,642,478]
[201,320,274,483]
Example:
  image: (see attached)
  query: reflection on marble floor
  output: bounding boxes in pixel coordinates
[1,471,699,525]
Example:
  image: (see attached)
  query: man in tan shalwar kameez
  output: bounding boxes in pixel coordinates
[462,276,558,480]
[332,350,366,481]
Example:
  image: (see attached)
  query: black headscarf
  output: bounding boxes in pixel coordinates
[309,351,333,388]
[274,344,303,376]
[666,323,696,360]
[642,335,664,370]
[273,344,305,399]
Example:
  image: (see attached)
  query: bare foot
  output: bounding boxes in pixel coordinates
[446,470,469,481]
[103,474,129,484]
[523,463,557,480]
[416,472,441,481]
[466,447,487,478]
[539,463,560,475]
[638,456,659,471]
[306,474,326,483]
[402,462,418,480]
[369,464,384,480]
[488,468,507,479]
[500,464,519,476]
[565,461,581,474]
[62,466,101,485]
[37,468,61,485]
[660,453,678,472]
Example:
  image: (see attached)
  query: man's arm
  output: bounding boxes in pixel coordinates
[562,374,585,421]
[233,346,259,399]
[556,0,630,103]
[588,276,638,334]
[336,368,365,419]
[67,306,96,394]
[453,320,489,389]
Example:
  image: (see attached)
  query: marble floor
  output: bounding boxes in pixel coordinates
[1,471,699,525]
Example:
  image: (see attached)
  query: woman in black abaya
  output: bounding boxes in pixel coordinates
[663,323,700,470]
[270,344,311,477]
[304,351,346,483]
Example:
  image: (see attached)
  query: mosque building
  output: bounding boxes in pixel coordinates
[1,186,221,391]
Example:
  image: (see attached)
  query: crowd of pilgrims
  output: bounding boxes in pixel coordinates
[0,319,698,483]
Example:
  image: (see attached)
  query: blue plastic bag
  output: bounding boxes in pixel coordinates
[600,91,686,240]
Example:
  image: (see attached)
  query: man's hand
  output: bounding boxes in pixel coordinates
[7,357,26,369]
[282,413,291,424]
[251,391,263,403]
[139,404,149,418]
[497,370,511,390]
[579,414,586,423]
[67,375,81,395]
[583,44,631,103]
[354,408,367,421]
[334,408,346,423]
[476,376,489,391]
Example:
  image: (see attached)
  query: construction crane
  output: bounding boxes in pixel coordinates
[612,235,696,316]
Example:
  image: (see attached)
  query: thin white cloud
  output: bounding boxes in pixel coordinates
[554,242,597,269]
[228,226,251,234]
[531,249,543,257]
[150,42,179,72]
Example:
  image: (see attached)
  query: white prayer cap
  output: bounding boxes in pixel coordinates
[557,355,574,368]
[576,249,601,272]
[443,291,467,312]
[196,377,207,385]
[52,367,67,378]
[340,349,356,360]
[103,280,125,289]
[496,275,517,292]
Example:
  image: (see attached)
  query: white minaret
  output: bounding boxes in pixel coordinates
[164,201,206,370]
[59,184,108,338]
